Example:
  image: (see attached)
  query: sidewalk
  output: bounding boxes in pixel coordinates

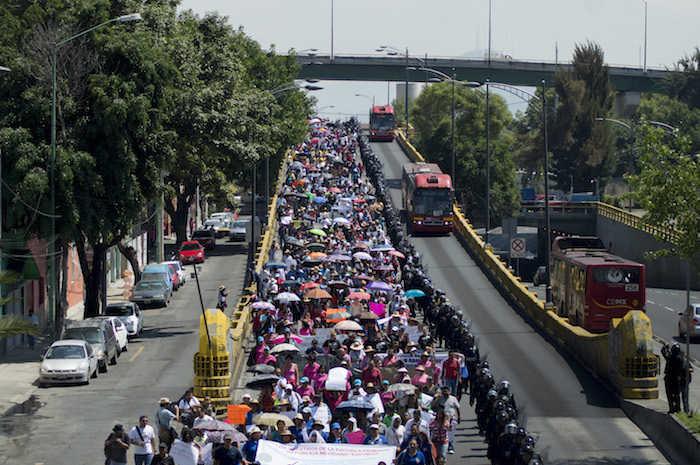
[0,277,129,418]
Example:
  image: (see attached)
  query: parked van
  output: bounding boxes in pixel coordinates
[62,319,118,373]
[141,264,174,293]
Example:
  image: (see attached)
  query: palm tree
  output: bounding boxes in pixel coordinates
[0,270,38,338]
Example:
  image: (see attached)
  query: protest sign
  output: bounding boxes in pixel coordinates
[255,439,396,465]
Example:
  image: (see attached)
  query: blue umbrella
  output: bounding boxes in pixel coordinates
[404,289,426,298]
[335,399,376,412]
[313,196,327,204]
[366,281,394,292]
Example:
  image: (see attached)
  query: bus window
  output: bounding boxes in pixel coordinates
[593,267,639,284]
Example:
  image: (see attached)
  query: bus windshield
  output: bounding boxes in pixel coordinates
[414,190,453,216]
[592,267,640,284]
[370,115,395,130]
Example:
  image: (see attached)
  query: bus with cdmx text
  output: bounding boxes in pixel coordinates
[550,236,646,332]
[401,162,454,235]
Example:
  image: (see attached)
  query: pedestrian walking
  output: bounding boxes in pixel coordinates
[104,424,130,465]
[129,415,157,465]
[27,309,38,349]
[155,397,178,446]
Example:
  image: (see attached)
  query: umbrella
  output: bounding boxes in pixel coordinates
[247,364,276,374]
[300,282,319,290]
[284,236,305,247]
[329,280,350,289]
[246,373,281,388]
[352,251,373,261]
[280,215,293,225]
[290,161,305,169]
[309,228,327,237]
[325,254,351,262]
[253,413,294,427]
[305,192,316,200]
[326,309,351,322]
[352,242,370,250]
[371,244,395,252]
[263,260,288,270]
[281,280,302,288]
[334,320,364,332]
[308,252,328,259]
[304,288,332,299]
[313,196,327,204]
[269,343,300,355]
[273,334,303,344]
[388,250,406,259]
[386,383,419,394]
[250,301,276,311]
[192,419,238,432]
[306,243,326,252]
[329,187,342,194]
[205,429,248,445]
[353,274,373,281]
[335,399,376,413]
[275,292,301,302]
[358,311,379,320]
[404,289,426,298]
[374,265,394,272]
[366,281,394,292]
[333,217,350,225]
[347,291,371,300]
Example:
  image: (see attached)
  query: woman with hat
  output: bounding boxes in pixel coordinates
[348,341,365,373]
[328,422,347,443]
[217,285,229,310]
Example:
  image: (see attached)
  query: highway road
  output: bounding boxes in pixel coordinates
[371,139,670,465]
[0,237,247,465]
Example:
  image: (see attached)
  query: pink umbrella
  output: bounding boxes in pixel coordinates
[273,334,303,344]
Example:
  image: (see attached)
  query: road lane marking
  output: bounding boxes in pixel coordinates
[647,300,655,305]
[665,306,675,312]
[129,345,145,362]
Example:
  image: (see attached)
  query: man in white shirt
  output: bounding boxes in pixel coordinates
[129,415,156,465]
[178,390,201,427]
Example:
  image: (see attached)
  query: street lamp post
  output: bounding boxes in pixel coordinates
[485,80,490,245]
[377,46,426,137]
[477,80,552,302]
[49,13,141,336]
[410,67,479,183]
[0,67,9,319]
[354,94,374,107]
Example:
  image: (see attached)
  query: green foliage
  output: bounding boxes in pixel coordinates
[409,82,520,223]
[551,42,616,192]
[629,124,700,261]
[636,94,700,153]
[0,0,313,318]
[676,411,700,433]
[663,47,700,109]
[0,315,39,338]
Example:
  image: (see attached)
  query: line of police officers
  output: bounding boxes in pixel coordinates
[355,127,545,465]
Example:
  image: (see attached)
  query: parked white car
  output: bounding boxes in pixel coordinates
[39,340,98,387]
[105,302,144,337]
[91,316,129,354]
[162,260,186,286]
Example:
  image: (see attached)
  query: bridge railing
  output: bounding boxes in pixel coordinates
[594,202,680,244]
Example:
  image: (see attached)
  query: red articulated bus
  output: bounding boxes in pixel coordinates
[369,105,395,142]
[550,236,646,332]
[402,162,454,235]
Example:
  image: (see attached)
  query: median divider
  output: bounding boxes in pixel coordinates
[395,128,659,399]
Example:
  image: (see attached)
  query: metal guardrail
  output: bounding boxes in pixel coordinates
[594,202,680,244]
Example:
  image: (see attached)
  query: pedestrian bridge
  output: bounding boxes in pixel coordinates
[295,55,668,92]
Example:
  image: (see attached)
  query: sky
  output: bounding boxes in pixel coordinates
[177,0,700,122]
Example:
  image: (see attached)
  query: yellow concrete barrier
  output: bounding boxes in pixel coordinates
[395,130,658,399]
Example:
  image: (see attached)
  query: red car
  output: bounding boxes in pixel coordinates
[191,229,216,250]
[179,241,205,264]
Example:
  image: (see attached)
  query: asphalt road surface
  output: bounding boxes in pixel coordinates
[371,139,670,465]
[0,237,247,465]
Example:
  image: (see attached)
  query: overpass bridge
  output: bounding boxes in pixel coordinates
[295,55,669,92]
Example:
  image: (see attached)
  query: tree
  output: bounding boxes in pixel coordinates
[628,124,700,262]
[635,93,700,154]
[663,47,700,109]
[551,42,616,192]
[409,81,520,224]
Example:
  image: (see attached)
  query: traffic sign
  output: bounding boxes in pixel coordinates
[510,238,526,258]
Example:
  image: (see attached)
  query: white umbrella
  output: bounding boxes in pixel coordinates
[333,217,350,225]
[334,320,364,332]
[352,251,373,261]
[275,292,301,302]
